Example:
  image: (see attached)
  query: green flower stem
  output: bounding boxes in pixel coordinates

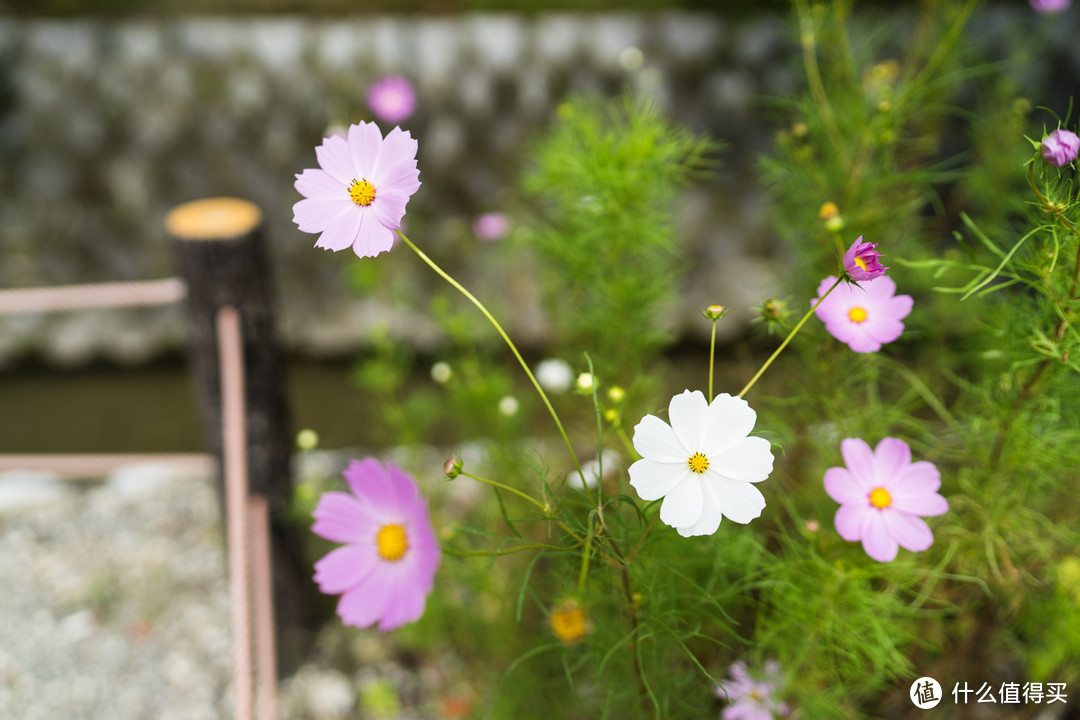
[461,471,547,513]
[708,316,718,400]
[576,514,596,593]
[462,471,584,543]
[442,542,582,558]
[738,276,844,398]
[396,230,587,486]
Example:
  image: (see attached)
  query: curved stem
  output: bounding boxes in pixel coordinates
[738,276,844,398]
[396,230,587,486]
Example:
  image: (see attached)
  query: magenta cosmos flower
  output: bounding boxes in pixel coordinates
[717,660,791,720]
[293,121,421,258]
[842,236,888,281]
[824,438,948,563]
[366,75,417,124]
[473,211,509,241]
[312,458,440,631]
[1041,129,1080,167]
[812,275,912,353]
[1030,0,1070,14]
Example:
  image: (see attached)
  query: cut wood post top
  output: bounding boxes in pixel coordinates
[165,197,263,241]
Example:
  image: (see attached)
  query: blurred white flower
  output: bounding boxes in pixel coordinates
[576,372,594,391]
[498,395,520,417]
[567,450,622,492]
[430,361,453,384]
[536,358,573,394]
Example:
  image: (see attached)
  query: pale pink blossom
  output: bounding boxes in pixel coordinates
[312,458,440,631]
[293,121,421,258]
[812,275,912,353]
[824,438,948,563]
[366,75,416,124]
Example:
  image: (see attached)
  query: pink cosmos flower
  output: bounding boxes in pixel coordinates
[472,212,509,241]
[842,236,888,281]
[293,121,421,259]
[717,660,791,720]
[312,458,440,632]
[1030,0,1070,14]
[366,75,417,124]
[1041,129,1080,167]
[824,438,948,563]
[812,275,912,353]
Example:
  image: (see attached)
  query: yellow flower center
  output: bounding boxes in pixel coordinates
[375,523,408,562]
[869,487,891,509]
[687,452,709,474]
[854,256,868,272]
[348,178,376,206]
[848,306,868,323]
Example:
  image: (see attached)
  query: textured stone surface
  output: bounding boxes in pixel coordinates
[0,8,1076,365]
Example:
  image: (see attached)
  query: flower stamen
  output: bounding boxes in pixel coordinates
[848,306,868,323]
[869,487,891,509]
[687,452,710,474]
[349,178,376,206]
[376,523,409,561]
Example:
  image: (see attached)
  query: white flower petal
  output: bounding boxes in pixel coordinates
[628,458,690,501]
[704,393,757,452]
[632,414,687,463]
[674,480,724,536]
[707,436,774,483]
[668,389,709,451]
[659,476,703,528]
[709,476,766,524]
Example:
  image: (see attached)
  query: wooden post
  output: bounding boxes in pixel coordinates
[166,197,314,674]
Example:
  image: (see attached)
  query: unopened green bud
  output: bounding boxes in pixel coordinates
[443,456,463,479]
[702,304,727,320]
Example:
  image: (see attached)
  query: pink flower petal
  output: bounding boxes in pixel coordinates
[378,161,421,197]
[892,459,942,495]
[313,543,378,594]
[833,503,870,542]
[315,134,357,185]
[891,490,948,516]
[311,491,377,543]
[659,477,703,528]
[314,207,362,252]
[335,566,395,629]
[863,317,905,346]
[840,438,877,485]
[295,167,343,198]
[632,413,687,463]
[629,458,691,501]
[293,197,352,234]
[823,466,866,505]
[351,209,396,258]
[371,189,410,230]
[372,127,419,186]
[377,574,429,631]
[883,511,934,552]
[874,438,912,479]
[861,511,900,562]
[385,461,422,512]
[347,121,382,178]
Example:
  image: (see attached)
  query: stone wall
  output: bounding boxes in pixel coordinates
[0,8,1076,366]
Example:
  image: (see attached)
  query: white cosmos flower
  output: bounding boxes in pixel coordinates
[628,390,774,537]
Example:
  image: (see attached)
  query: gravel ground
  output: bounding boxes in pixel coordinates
[0,452,477,720]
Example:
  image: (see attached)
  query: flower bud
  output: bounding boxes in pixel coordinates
[1041,129,1080,168]
[842,236,888,282]
[443,456,463,479]
[818,202,839,220]
[701,304,727,320]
